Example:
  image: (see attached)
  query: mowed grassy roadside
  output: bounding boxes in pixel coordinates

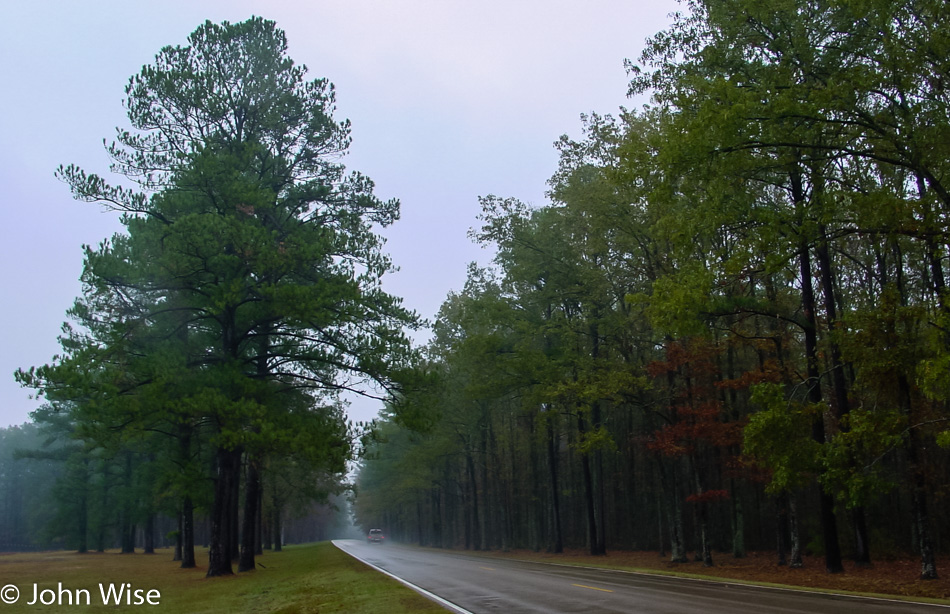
[0,542,447,613]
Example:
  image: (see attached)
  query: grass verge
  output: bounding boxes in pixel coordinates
[0,543,447,613]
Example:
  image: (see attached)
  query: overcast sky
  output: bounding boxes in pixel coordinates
[0,0,679,428]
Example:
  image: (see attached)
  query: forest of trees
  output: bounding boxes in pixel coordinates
[0,420,355,555]
[9,18,417,575]
[354,0,950,580]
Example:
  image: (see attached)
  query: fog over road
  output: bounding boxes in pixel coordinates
[333,539,946,614]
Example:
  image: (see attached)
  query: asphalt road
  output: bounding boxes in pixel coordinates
[333,539,947,614]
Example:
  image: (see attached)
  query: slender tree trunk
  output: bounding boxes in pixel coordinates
[593,433,607,555]
[656,476,666,557]
[229,458,240,562]
[76,462,88,554]
[528,414,543,552]
[433,488,443,548]
[899,373,939,580]
[816,224,871,567]
[901,189,941,580]
[181,496,196,568]
[589,321,607,556]
[789,494,803,568]
[144,514,155,554]
[176,424,196,567]
[912,475,938,580]
[731,479,744,559]
[849,508,870,567]
[462,467,472,551]
[657,457,687,563]
[174,510,183,562]
[96,464,107,552]
[77,494,88,554]
[238,455,261,571]
[255,481,263,556]
[207,446,240,577]
[119,452,135,554]
[796,208,843,573]
[479,421,491,550]
[693,463,712,567]
[489,419,509,552]
[578,411,601,556]
[272,498,283,552]
[263,508,273,551]
[416,499,425,546]
[776,494,789,566]
[465,451,481,551]
[669,487,687,564]
[546,413,564,554]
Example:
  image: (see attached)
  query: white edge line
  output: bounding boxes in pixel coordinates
[331,540,474,614]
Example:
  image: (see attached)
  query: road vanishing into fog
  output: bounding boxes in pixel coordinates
[333,539,947,614]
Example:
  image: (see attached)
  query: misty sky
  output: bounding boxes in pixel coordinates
[0,0,680,427]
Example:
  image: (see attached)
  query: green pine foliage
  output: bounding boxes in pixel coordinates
[14,17,418,571]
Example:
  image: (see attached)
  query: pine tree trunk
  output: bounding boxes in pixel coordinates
[578,411,603,556]
[144,514,155,554]
[181,496,196,568]
[122,523,136,554]
[263,509,273,551]
[174,510,183,562]
[581,445,598,555]
[693,465,712,567]
[479,424,491,550]
[789,495,803,568]
[120,452,135,554]
[796,222,843,574]
[77,489,88,554]
[432,488,443,548]
[776,494,788,566]
[659,458,688,563]
[669,491,687,564]
[255,482,263,556]
[816,223,871,568]
[731,479,744,559]
[900,375,938,580]
[466,452,481,551]
[590,324,607,556]
[272,498,283,552]
[546,412,563,554]
[851,508,871,567]
[238,456,261,572]
[913,483,938,580]
[229,459,240,562]
[895,211,940,581]
[207,447,240,577]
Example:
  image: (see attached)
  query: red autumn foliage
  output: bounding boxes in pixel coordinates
[686,489,730,504]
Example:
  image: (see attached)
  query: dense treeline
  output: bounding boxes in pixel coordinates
[12,18,416,573]
[0,421,353,555]
[355,0,950,579]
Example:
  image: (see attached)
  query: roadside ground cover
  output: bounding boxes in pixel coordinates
[0,542,445,613]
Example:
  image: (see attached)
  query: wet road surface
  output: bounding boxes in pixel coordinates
[333,540,947,614]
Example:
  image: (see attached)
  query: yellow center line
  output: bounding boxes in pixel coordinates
[479,566,495,571]
[572,583,614,593]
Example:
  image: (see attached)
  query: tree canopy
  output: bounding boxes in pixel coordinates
[356,0,950,581]
[18,17,418,576]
